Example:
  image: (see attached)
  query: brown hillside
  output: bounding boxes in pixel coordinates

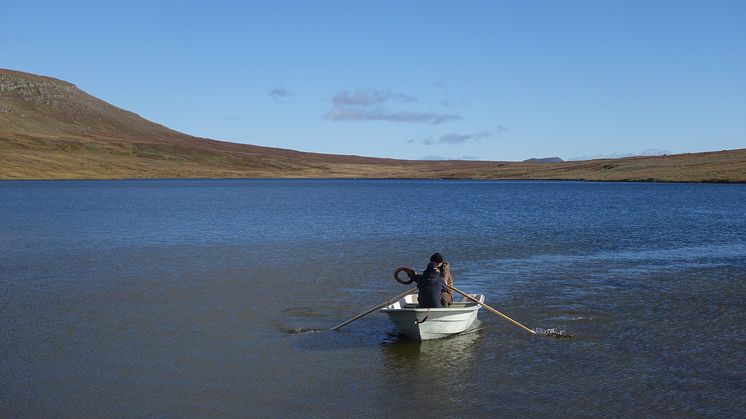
[1,69,745,182]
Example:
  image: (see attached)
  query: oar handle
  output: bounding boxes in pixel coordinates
[449,285,536,335]
[331,287,417,330]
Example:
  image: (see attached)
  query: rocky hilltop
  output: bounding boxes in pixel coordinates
[0,70,174,139]
[1,69,745,182]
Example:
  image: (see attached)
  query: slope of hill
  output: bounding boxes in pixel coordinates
[1,69,745,182]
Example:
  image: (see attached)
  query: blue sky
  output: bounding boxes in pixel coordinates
[2,0,744,161]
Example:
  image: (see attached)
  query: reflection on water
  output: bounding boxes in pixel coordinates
[376,326,487,410]
[382,322,483,364]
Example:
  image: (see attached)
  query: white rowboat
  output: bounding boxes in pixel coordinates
[380,293,484,340]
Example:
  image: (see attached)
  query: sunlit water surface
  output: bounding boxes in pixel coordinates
[1,180,745,417]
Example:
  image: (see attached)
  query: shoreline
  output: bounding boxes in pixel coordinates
[1,176,744,184]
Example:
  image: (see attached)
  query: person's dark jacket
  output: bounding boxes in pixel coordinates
[414,264,446,308]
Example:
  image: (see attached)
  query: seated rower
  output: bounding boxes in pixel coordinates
[414,252,453,308]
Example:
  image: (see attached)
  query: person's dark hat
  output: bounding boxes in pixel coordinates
[430,252,444,263]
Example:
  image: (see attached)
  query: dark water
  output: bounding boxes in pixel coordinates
[1,179,745,417]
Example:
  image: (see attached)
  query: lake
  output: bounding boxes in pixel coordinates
[1,179,745,417]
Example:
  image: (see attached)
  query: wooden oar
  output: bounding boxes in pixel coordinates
[449,285,536,335]
[331,287,417,330]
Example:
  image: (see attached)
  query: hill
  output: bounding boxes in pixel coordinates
[1,69,745,182]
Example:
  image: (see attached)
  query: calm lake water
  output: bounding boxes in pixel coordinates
[1,179,745,417]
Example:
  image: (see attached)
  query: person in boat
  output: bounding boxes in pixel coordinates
[439,255,454,307]
[414,253,453,308]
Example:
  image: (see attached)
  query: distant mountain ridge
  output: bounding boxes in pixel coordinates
[523,157,564,164]
[1,69,745,182]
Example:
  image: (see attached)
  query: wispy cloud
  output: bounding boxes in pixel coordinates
[269,87,292,102]
[416,131,492,145]
[569,149,671,161]
[325,107,461,125]
[438,131,492,144]
[224,115,243,121]
[325,87,460,125]
[332,89,416,106]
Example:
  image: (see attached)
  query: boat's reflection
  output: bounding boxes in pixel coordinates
[380,320,483,370]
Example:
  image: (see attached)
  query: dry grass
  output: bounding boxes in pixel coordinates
[2,133,744,182]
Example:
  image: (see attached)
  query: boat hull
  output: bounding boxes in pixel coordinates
[380,294,484,340]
